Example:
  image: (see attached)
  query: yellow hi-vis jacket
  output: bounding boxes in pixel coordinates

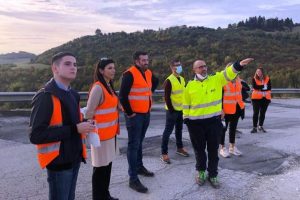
[164,74,185,111]
[183,65,239,120]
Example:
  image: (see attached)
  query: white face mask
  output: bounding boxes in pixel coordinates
[196,73,207,80]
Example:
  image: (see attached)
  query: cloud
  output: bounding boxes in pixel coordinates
[0,0,299,54]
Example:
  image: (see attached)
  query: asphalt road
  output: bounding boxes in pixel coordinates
[1,99,300,200]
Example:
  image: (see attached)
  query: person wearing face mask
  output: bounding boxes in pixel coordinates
[183,58,254,189]
[250,67,271,133]
[160,59,189,164]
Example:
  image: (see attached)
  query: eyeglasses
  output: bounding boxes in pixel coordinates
[195,65,207,69]
[172,64,181,67]
[100,57,108,61]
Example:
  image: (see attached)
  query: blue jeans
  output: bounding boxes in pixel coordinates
[161,110,183,154]
[47,162,81,200]
[125,113,150,181]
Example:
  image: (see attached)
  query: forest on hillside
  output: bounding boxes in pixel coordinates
[1,17,300,95]
[228,16,296,31]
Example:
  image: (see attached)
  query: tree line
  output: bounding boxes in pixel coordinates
[228,16,296,31]
[1,17,300,95]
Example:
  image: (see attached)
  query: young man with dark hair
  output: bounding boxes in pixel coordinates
[29,52,95,200]
[119,51,158,193]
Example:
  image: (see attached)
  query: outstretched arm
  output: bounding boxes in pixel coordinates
[240,58,254,67]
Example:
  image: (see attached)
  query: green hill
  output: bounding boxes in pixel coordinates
[1,17,300,93]
[34,25,300,89]
[0,51,36,64]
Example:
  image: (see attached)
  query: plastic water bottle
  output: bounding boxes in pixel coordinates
[87,120,101,147]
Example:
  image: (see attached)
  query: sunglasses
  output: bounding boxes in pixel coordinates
[100,57,108,61]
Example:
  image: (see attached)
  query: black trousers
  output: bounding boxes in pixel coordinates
[92,162,112,200]
[186,116,222,178]
[252,98,270,127]
[220,105,242,145]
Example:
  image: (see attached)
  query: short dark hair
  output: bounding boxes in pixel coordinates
[51,52,76,65]
[133,51,148,61]
[170,58,181,66]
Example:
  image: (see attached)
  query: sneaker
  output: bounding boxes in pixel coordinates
[176,148,189,157]
[251,127,257,133]
[229,146,242,156]
[208,176,220,189]
[137,166,154,177]
[160,154,171,164]
[219,147,230,158]
[129,179,148,193]
[195,171,206,186]
[258,126,267,133]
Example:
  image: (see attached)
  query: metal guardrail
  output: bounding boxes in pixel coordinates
[0,89,300,102]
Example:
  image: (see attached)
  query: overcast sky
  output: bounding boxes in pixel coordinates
[0,0,300,54]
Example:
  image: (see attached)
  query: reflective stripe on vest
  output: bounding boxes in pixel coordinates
[172,89,183,94]
[223,78,245,114]
[164,74,185,111]
[251,76,271,100]
[190,99,222,109]
[126,66,152,113]
[96,119,118,129]
[185,111,222,120]
[36,95,61,169]
[128,95,149,100]
[36,95,87,169]
[130,88,151,92]
[183,99,222,109]
[92,82,119,141]
[95,107,118,115]
[37,142,60,154]
[182,66,238,120]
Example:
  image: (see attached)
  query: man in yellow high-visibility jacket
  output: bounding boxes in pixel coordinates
[161,58,189,164]
[183,58,253,189]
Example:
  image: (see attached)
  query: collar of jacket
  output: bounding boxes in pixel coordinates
[44,78,73,98]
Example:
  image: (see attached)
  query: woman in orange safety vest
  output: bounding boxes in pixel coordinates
[220,62,246,158]
[250,67,271,133]
[85,58,120,200]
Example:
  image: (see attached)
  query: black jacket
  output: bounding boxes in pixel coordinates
[241,80,250,101]
[29,78,84,170]
[119,65,159,115]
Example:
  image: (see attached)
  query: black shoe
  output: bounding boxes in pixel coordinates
[129,179,148,193]
[251,127,257,133]
[107,195,119,200]
[137,166,154,177]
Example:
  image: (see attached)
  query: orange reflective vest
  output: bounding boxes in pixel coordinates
[92,82,119,141]
[126,66,152,113]
[223,78,245,114]
[36,95,87,169]
[251,76,271,100]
